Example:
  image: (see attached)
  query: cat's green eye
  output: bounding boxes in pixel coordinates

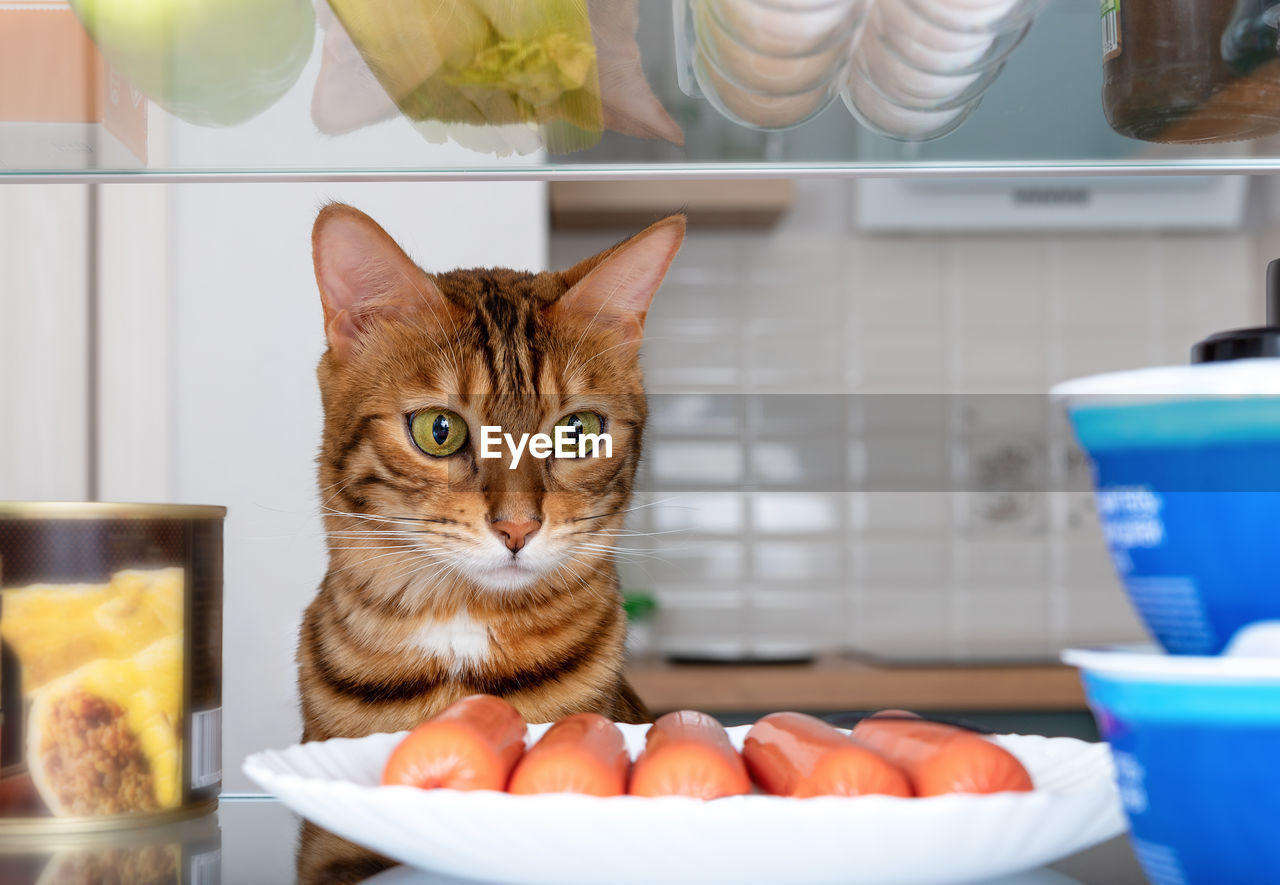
[555,411,605,456]
[410,409,468,457]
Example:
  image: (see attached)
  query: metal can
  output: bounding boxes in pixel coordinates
[0,503,224,832]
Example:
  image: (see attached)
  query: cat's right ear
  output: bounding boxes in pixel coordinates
[312,203,452,362]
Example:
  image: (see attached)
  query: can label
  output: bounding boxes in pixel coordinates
[0,517,222,823]
[1101,0,1122,61]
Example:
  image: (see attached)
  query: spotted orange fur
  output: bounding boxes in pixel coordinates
[295,204,683,882]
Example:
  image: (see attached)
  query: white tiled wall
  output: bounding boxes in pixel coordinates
[551,181,1266,663]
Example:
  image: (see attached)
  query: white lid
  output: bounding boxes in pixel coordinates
[1050,359,1280,402]
[1063,644,1280,682]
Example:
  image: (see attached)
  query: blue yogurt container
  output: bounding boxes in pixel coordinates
[1064,646,1280,885]
[1052,360,1280,655]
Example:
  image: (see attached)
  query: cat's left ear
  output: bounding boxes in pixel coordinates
[551,214,685,342]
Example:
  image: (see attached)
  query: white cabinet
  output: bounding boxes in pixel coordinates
[0,185,91,500]
[1,179,547,788]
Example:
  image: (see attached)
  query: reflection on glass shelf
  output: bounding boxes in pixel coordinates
[2,0,1280,179]
[0,809,220,885]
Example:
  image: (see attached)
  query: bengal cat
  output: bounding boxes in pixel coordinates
[295,203,684,882]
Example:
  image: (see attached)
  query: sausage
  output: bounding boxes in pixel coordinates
[507,712,630,797]
[381,694,526,791]
[851,712,1034,796]
[742,712,912,798]
[629,710,751,799]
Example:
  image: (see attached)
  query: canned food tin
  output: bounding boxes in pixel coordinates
[0,503,225,832]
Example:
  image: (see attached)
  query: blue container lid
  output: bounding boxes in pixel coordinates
[1064,646,1280,724]
[1050,361,1280,451]
[1053,260,1280,449]
[1051,360,1280,404]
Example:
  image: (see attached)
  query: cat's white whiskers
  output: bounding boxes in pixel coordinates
[325,545,416,551]
[561,557,618,605]
[572,544,669,564]
[610,496,691,517]
[325,530,443,540]
[319,508,462,542]
[571,534,671,558]
[380,552,459,594]
[572,333,687,378]
[329,536,452,562]
[320,507,436,526]
[323,524,455,552]
[576,527,689,537]
[547,561,578,605]
[316,482,348,500]
[328,547,451,575]
[392,548,466,598]
[550,556,611,608]
[574,540,665,554]
[324,538,417,545]
[569,496,687,524]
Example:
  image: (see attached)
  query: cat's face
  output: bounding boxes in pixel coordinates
[312,206,684,599]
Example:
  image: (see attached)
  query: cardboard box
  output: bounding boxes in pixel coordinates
[0,1,147,169]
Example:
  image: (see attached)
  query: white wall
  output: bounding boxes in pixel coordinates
[0,185,90,500]
[170,181,546,790]
[147,25,551,790]
[3,21,549,793]
[89,179,547,791]
[553,179,1266,665]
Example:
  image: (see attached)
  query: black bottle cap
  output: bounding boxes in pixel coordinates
[1190,258,1280,363]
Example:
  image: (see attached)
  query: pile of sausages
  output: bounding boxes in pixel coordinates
[380,695,1034,799]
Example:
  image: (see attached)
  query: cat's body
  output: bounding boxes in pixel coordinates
[297,204,683,745]
[295,206,682,884]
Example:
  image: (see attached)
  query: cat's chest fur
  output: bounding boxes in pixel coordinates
[404,610,492,670]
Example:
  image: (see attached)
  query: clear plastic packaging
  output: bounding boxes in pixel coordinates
[685,0,860,129]
[902,0,1048,35]
[866,0,1032,74]
[706,0,866,57]
[852,22,1005,108]
[695,49,842,129]
[841,0,1040,141]
[694,0,853,94]
[675,0,1043,140]
[842,61,982,141]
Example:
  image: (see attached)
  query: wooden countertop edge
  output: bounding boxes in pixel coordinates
[625,659,1088,712]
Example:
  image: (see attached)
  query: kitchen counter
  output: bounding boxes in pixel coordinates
[626,656,1088,714]
[0,796,1145,884]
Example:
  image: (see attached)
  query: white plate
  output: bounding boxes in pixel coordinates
[359,861,1090,885]
[243,724,1125,885]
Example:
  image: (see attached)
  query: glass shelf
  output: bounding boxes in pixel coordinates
[0,796,1149,883]
[4,0,1280,181]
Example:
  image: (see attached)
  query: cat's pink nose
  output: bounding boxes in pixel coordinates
[491,518,541,553]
